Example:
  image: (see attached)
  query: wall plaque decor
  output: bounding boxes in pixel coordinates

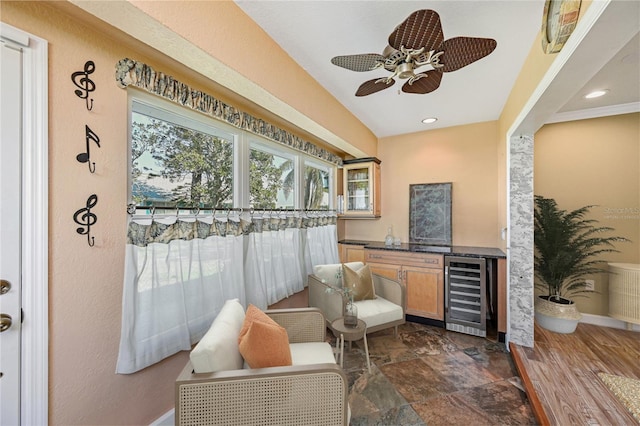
[409,182,452,246]
[71,60,96,111]
[73,194,98,247]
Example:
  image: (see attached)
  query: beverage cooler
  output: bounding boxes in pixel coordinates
[444,256,497,337]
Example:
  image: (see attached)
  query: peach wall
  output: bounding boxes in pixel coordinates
[1,1,372,424]
[495,1,595,250]
[345,121,502,248]
[534,113,640,316]
[126,0,378,158]
[1,2,188,424]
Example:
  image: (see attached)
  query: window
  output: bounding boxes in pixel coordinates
[131,99,235,209]
[304,161,331,210]
[129,93,335,212]
[249,143,295,209]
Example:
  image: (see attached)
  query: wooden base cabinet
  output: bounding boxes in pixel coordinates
[339,243,365,264]
[365,249,444,321]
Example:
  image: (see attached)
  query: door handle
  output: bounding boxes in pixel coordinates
[0,314,12,332]
[0,279,10,295]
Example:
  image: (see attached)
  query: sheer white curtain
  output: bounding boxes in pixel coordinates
[116,216,245,374]
[244,216,305,309]
[304,215,339,273]
[117,212,338,373]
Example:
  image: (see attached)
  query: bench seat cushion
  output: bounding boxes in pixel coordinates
[355,297,403,329]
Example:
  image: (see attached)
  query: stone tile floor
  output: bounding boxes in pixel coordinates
[328,321,537,425]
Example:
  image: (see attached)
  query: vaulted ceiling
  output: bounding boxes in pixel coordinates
[235,1,639,138]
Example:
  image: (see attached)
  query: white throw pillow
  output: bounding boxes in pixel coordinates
[313,262,364,288]
[190,298,246,373]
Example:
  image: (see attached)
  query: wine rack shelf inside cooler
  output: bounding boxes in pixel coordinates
[445,257,486,337]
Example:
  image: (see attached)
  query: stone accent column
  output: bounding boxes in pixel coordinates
[508,134,534,347]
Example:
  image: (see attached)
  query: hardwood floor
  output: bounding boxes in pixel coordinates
[510,322,640,425]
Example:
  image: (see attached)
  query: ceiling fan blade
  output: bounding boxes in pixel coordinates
[439,37,497,72]
[355,78,395,97]
[401,69,443,94]
[388,9,444,51]
[331,54,385,72]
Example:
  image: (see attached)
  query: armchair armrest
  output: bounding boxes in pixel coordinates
[176,361,349,426]
[265,307,326,343]
[308,275,345,324]
[372,273,406,313]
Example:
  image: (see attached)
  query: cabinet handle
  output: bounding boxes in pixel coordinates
[403,270,407,281]
[397,270,401,281]
[369,254,382,259]
[444,266,449,309]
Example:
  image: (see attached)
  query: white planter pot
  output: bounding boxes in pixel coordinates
[534,295,581,334]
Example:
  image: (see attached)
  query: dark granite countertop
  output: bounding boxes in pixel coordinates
[339,239,506,258]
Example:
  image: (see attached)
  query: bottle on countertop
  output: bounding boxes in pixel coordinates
[385,226,394,246]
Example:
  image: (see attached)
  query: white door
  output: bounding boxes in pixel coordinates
[1,23,49,425]
[0,37,24,426]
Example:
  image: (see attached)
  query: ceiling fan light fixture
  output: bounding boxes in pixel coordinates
[422,117,438,124]
[398,62,415,79]
[584,89,609,99]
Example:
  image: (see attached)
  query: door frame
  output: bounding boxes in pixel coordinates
[1,22,49,425]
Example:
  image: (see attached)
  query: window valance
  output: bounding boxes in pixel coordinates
[115,58,342,166]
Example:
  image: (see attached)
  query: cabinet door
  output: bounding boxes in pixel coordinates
[367,262,401,282]
[340,244,365,263]
[372,162,381,217]
[405,265,444,320]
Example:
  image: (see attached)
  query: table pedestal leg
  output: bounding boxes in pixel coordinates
[363,331,371,373]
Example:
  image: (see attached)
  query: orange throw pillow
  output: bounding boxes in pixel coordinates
[343,264,376,301]
[238,304,292,368]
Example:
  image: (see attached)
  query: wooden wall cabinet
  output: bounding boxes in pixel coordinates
[365,249,444,321]
[341,158,381,218]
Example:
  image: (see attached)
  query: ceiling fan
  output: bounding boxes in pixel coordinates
[330,9,497,96]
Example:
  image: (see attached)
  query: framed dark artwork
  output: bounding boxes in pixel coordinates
[409,183,452,245]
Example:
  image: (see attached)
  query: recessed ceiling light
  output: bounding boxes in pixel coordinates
[422,117,438,124]
[584,90,609,99]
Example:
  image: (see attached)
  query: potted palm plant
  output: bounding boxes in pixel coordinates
[534,195,629,333]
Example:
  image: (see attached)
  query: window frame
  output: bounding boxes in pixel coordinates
[128,90,336,212]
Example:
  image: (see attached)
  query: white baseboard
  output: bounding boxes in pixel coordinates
[580,313,640,332]
[150,409,174,426]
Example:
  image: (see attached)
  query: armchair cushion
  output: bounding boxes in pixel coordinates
[354,297,404,329]
[313,261,364,288]
[189,298,245,373]
[290,342,337,365]
[343,263,376,301]
[238,304,292,368]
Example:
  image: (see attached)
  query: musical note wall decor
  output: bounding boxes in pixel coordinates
[71,60,101,248]
[71,60,96,111]
[73,194,98,247]
[76,125,101,173]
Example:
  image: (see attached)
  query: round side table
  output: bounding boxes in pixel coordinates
[330,318,371,373]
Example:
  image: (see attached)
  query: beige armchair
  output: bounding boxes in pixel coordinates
[175,306,349,426]
[308,262,406,335]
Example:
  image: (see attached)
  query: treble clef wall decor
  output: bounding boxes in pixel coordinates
[76,125,101,173]
[73,194,98,247]
[71,60,96,111]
